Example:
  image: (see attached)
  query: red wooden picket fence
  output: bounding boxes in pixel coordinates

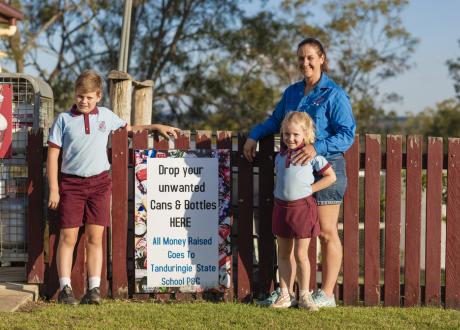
[26,129,460,308]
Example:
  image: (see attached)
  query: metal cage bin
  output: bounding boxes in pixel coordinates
[0,73,53,265]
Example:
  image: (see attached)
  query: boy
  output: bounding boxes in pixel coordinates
[47,70,180,305]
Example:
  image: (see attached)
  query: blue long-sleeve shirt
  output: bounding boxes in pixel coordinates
[248,73,356,157]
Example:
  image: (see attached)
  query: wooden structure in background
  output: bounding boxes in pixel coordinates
[132,80,154,126]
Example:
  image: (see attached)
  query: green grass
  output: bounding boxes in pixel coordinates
[1,301,459,329]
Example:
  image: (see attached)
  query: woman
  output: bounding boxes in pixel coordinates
[244,38,355,307]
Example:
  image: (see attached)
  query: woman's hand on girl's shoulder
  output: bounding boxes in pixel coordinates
[292,144,317,165]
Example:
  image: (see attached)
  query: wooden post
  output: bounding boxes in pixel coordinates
[132,80,154,126]
[108,70,133,124]
[237,133,254,302]
[404,135,422,307]
[111,128,129,299]
[343,136,360,305]
[446,138,460,309]
[384,135,402,307]
[131,130,149,300]
[216,131,234,302]
[257,135,275,298]
[425,137,443,306]
[364,134,381,306]
[26,129,45,284]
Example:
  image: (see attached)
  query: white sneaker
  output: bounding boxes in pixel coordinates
[255,288,281,306]
[312,289,336,308]
[298,291,319,311]
[270,293,297,308]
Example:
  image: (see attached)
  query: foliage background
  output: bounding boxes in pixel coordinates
[1,0,459,137]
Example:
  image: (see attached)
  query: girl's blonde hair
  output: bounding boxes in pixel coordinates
[281,111,315,144]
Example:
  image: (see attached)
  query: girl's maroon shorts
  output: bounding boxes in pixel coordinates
[58,171,112,228]
[272,195,320,239]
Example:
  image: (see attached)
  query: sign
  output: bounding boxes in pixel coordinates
[0,85,12,159]
[134,149,231,293]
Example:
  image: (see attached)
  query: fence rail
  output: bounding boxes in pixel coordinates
[26,129,460,308]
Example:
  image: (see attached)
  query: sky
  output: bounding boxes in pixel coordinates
[379,0,459,115]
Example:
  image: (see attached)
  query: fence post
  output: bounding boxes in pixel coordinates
[132,80,154,126]
[364,134,381,306]
[237,133,253,302]
[257,135,275,298]
[404,135,423,307]
[26,129,45,284]
[131,130,149,299]
[109,70,133,124]
[196,130,212,149]
[111,128,129,298]
[446,138,460,309]
[384,135,402,307]
[425,137,443,306]
[217,131,234,302]
[175,130,190,150]
[343,135,360,305]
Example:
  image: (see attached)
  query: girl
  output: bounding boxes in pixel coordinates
[270,111,336,311]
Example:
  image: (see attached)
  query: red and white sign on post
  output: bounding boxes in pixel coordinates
[0,84,12,159]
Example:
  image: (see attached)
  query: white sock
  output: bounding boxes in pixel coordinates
[59,277,71,291]
[88,276,101,290]
[299,289,309,296]
[280,287,290,296]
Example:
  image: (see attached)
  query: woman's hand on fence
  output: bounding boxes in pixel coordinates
[48,190,60,210]
[292,144,317,165]
[243,138,257,162]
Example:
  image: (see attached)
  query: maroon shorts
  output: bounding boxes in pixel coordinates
[272,196,320,239]
[58,171,112,229]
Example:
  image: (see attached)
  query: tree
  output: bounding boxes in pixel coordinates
[2,1,112,110]
[194,0,419,132]
[407,41,460,138]
[406,99,460,138]
[308,0,418,133]
[1,0,418,133]
[447,40,460,101]
[184,0,417,133]
[1,0,247,119]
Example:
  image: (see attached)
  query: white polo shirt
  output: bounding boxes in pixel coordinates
[48,105,126,177]
[274,153,330,201]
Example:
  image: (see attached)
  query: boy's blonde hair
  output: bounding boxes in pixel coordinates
[75,70,103,95]
[281,111,315,144]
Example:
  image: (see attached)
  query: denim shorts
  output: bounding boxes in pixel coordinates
[314,154,347,205]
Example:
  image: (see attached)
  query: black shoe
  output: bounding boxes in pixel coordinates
[80,287,102,305]
[58,285,78,305]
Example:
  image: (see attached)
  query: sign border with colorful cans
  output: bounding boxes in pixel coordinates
[134,149,232,294]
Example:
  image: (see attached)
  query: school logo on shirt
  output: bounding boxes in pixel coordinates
[313,96,325,106]
[98,121,106,132]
